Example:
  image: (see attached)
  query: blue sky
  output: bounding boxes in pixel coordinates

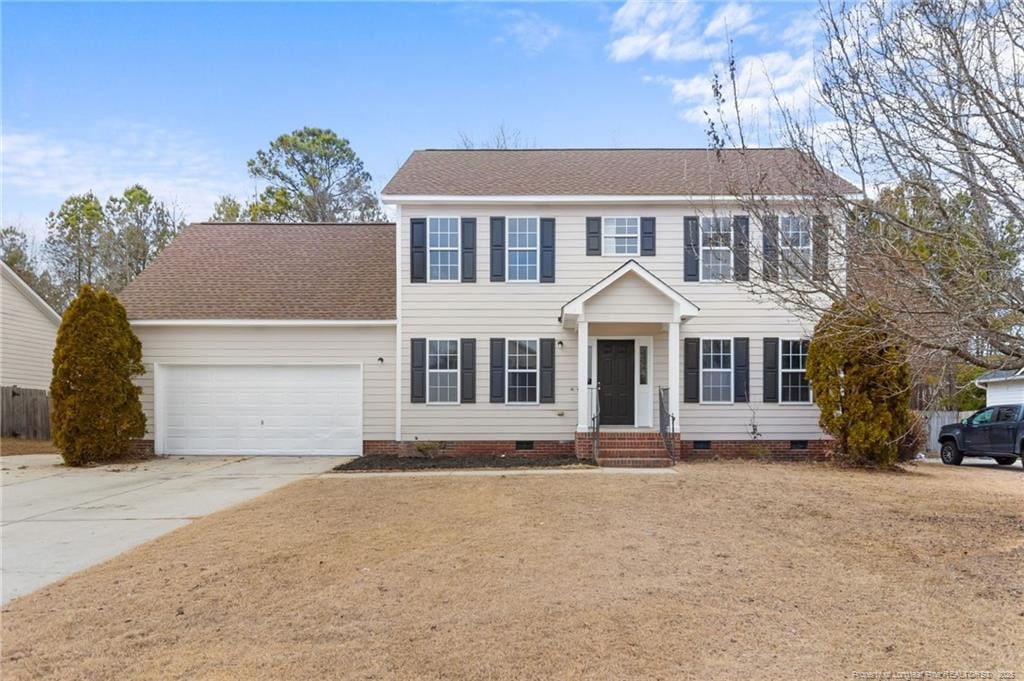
[3,1,821,239]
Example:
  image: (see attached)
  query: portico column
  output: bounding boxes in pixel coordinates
[668,320,680,432]
[577,321,589,431]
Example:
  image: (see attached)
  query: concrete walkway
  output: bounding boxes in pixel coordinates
[0,454,351,603]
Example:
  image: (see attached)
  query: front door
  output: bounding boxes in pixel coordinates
[598,340,635,425]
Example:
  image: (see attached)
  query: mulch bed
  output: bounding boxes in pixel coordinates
[334,454,591,472]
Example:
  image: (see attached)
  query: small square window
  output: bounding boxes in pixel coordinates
[790,440,808,450]
[515,440,534,451]
[693,440,712,450]
[601,217,640,255]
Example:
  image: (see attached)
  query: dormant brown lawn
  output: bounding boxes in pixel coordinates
[2,461,1022,680]
[0,439,56,456]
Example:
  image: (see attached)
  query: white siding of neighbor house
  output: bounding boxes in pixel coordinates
[397,202,827,442]
[1,268,58,391]
[132,325,395,440]
[985,379,1024,407]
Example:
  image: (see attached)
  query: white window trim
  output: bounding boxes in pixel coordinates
[600,216,641,256]
[506,337,541,405]
[779,215,813,281]
[426,216,461,283]
[426,338,460,405]
[779,338,813,405]
[505,216,540,283]
[698,216,735,283]
[699,336,734,405]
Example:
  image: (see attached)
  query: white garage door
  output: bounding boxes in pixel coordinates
[160,365,362,456]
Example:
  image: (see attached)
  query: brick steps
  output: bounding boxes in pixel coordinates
[596,456,674,468]
[596,450,670,460]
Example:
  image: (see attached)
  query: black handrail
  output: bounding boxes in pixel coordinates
[590,384,600,463]
[658,387,677,464]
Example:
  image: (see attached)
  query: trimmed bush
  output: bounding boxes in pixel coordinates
[807,302,911,467]
[50,284,146,466]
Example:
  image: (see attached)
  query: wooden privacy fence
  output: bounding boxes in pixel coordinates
[1,386,51,439]
[915,410,960,454]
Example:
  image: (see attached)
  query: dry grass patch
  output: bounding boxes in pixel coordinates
[3,462,1022,680]
[0,438,55,456]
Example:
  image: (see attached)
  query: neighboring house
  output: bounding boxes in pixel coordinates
[975,369,1024,407]
[1,261,60,391]
[1,261,61,439]
[118,148,859,464]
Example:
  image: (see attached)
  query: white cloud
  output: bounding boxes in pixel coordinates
[780,11,821,49]
[704,3,759,38]
[1,122,247,234]
[499,9,563,55]
[667,50,818,133]
[609,0,730,62]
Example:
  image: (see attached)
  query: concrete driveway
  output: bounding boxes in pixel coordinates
[1,454,351,603]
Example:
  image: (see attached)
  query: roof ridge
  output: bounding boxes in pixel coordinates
[190,221,395,227]
[416,147,796,152]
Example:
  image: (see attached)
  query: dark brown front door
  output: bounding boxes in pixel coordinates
[598,340,635,425]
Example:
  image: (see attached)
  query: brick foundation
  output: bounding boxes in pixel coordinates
[679,439,830,462]
[573,431,677,460]
[129,439,155,457]
[362,439,575,459]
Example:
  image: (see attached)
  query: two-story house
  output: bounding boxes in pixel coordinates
[119,148,858,465]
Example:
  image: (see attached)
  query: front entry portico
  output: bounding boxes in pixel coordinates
[559,260,700,435]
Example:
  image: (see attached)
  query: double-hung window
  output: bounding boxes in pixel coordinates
[780,339,811,403]
[507,217,539,281]
[427,339,459,403]
[506,339,538,404]
[602,217,640,255]
[701,339,733,403]
[779,216,812,280]
[427,217,460,281]
[700,217,733,280]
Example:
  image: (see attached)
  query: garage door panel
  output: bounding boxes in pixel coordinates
[160,365,362,456]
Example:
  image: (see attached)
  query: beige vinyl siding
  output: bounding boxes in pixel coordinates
[399,202,826,441]
[133,325,395,440]
[585,272,675,323]
[1,271,58,391]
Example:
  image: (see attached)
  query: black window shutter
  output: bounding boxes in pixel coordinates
[640,217,656,256]
[586,217,601,256]
[813,215,828,280]
[411,338,426,403]
[763,337,779,403]
[540,218,556,283]
[489,338,505,403]
[539,338,555,403]
[490,217,505,282]
[684,217,699,281]
[734,337,749,402]
[683,337,700,403]
[461,218,476,283]
[460,338,476,403]
[762,215,779,282]
[410,218,427,283]
[734,216,750,282]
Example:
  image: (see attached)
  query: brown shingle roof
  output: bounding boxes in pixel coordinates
[118,223,395,320]
[382,148,860,197]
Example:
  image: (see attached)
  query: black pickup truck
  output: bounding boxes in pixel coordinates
[938,404,1024,467]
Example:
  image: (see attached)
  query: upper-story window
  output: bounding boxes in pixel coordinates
[700,217,733,281]
[779,216,812,280]
[428,217,460,281]
[602,217,640,255]
[507,217,539,281]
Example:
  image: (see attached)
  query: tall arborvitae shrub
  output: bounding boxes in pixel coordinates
[807,302,911,467]
[51,285,146,465]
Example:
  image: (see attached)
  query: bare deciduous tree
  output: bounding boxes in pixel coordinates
[456,123,532,150]
[706,0,1023,381]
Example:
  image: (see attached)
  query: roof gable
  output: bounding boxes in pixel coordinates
[1,262,60,326]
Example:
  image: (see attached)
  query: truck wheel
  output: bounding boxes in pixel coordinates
[940,441,963,465]
[994,457,1016,466]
